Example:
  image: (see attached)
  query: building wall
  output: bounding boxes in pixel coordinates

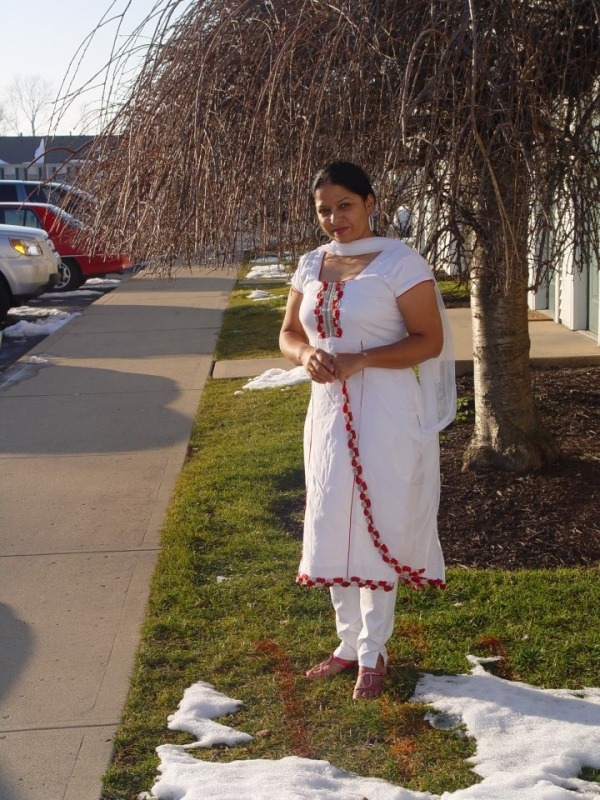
[0,163,75,181]
[529,248,600,344]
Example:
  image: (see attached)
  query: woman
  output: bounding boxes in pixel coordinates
[279,162,455,700]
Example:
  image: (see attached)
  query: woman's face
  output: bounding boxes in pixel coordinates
[314,182,375,244]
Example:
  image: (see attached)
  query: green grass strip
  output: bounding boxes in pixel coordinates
[102,376,600,800]
[215,286,290,360]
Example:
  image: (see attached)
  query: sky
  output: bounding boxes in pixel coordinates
[137,655,600,800]
[0,0,193,135]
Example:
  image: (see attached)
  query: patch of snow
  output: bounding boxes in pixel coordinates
[40,290,103,299]
[150,751,427,799]
[247,290,273,300]
[8,306,70,318]
[245,264,289,280]
[249,256,280,264]
[83,277,122,287]
[167,682,252,750]
[3,314,78,339]
[243,367,309,390]
[412,654,600,798]
[142,656,600,800]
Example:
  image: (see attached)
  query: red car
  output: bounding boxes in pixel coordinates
[0,202,133,291]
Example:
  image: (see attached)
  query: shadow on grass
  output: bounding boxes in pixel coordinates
[269,466,305,541]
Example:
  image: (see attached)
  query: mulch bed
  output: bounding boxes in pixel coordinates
[439,366,600,569]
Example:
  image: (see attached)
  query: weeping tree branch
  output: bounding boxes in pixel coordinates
[68,0,599,288]
[66,0,600,473]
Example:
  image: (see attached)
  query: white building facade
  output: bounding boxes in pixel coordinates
[529,250,599,344]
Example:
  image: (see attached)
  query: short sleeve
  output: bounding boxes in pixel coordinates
[290,251,321,293]
[385,248,435,297]
[290,254,308,292]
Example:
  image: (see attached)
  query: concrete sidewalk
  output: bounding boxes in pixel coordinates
[0,268,235,800]
[212,306,600,379]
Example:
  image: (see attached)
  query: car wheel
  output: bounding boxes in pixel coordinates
[0,277,12,322]
[55,258,84,292]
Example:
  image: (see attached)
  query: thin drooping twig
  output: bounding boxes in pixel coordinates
[67,0,599,286]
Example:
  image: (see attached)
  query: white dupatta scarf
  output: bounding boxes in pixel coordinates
[321,236,457,434]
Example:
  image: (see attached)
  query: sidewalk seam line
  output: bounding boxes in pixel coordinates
[0,548,162,558]
[0,723,118,734]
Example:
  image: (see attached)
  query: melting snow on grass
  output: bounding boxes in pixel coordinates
[245,264,290,280]
[242,367,309,390]
[166,682,252,750]
[141,656,600,800]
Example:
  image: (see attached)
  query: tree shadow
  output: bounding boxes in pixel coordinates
[269,467,305,541]
[0,603,33,800]
[0,365,192,455]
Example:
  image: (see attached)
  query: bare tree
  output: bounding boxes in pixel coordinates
[72,0,600,472]
[5,75,54,135]
[0,104,8,134]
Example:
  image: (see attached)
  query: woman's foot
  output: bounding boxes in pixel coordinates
[305,654,358,679]
[352,655,386,700]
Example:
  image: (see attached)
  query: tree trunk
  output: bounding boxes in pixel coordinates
[463,159,561,472]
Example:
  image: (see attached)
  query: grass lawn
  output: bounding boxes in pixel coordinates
[215,286,289,360]
[101,276,599,799]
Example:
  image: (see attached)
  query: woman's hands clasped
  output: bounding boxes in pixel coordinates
[301,348,335,383]
[302,348,366,383]
[330,351,366,382]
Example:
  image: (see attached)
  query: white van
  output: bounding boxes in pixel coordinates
[0,223,62,320]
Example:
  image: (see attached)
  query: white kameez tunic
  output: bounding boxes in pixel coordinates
[291,240,450,592]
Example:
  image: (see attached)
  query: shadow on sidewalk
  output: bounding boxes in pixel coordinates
[0,603,33,800]
[0,366,194,455]
[124,273,236,295]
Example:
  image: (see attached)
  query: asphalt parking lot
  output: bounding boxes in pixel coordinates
[0,275,127,373]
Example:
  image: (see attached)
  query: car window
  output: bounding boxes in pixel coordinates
[24,209,43,229]
[46,187,67,204]
[24,184,49,203]
[2,209,28,227]
[0,186,18,201]
[51,206,81,227]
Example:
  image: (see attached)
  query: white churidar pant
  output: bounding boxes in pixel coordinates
[330,584,399,669]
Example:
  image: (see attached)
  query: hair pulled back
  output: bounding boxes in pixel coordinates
[311,161,375,201]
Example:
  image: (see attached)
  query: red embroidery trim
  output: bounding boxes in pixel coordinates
[315,281,343,339]
[340,380,446,591]
[296,573,396,592]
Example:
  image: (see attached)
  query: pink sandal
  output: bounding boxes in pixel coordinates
[305,654,358,679]
[352,667,386,700]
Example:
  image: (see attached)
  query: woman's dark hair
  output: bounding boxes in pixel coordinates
[311,161,375,201]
